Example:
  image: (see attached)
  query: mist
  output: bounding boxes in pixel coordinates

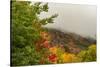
[39,3,97,39]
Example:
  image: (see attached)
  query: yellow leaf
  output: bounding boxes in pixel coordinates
[49,46,58,54]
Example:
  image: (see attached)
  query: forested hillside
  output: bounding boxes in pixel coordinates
[11,1,96,66]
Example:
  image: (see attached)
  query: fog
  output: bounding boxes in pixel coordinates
[40,3,97,38]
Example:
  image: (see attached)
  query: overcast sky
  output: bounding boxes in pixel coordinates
[39,2,97,38]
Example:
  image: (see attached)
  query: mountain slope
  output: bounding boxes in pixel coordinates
[46,28,96,54]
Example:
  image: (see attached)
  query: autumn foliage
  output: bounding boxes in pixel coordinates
[11,1,96,66]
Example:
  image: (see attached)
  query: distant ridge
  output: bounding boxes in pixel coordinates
[46,28,96,54]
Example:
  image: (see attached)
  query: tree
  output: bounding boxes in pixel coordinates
[11,1,58,66]
[77,44,96,62]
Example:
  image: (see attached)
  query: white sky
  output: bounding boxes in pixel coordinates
[39,3,97,38]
